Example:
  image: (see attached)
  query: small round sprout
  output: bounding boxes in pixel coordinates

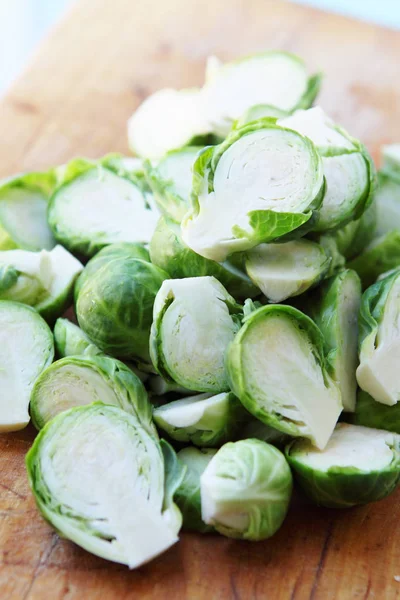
[150,276,242,393]
[26,404,185,569]
[200,439,293,540]
[286,423,400,508]
[54,318,102,358]
[153,391,246,447]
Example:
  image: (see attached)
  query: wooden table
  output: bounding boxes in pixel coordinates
[1,0,400,598]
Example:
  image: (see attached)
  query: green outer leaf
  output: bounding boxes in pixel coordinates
[0,264,19,293]
[296,72,323,109]
[348,230,400,289]
[352,389,400,433]
[332,198,377,260]
[160,440,186,534]
[53,318,103,358]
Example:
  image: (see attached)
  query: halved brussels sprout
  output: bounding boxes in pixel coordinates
[175,447,217,533]
[244,238,330,303]
[278,107,374,232]
[26,404,184,568]
[375,173,400,237]
[150,216,259,300]
[144,147,200,223]
[48,160,159,257]
[352,389,400,433]
[332,198,377,259]
[30,354,154,434]
[286,423,400,508]
[317,234,346,276]
[235,104,289,129]
[381,144,400,180]
[150,277,242,393]
[307,270,361,412]
[127,89,211,160]
[0,170,56,251]
[348,230,400,289]
[202,52,321,136]
[76,256,168,362]
[148,375,190,396]
[357,270,400,405]
[54,318,102,358]
[0,301,54,431]
[200,439,293,540]
[153,391,245,447]
[227,304,342,449]
[181,120,324,262]
[0,245,83,323]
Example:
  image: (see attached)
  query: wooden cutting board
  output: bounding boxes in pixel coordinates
[1,0,400,598]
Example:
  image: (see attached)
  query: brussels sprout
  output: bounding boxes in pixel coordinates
[74,242,149,299]
[127,89,211,160]
[26,404,185,568]
[307,270,361,412]
[76,257,168,362]
[286,423,400,508]
[181,120,324,262]
[153,391,245,447]
[202,52,321,136]
[148,375,191,396]
[54,318,102,358]
[348,230,400,289]
[0,245,83,323]
[150,216,259,300]
[278,107,374,232]
[237,419,290,448]
[317,234,346,276]
[375,173,400,237]
[244,238,331,303]
[175,447,216,533]
[29,354,154,434]
[381,143,400,180]
[0,301,54,431]
[235,104,289,129]
[144,147,200,223]
[352,389,400,433]
[332,199,377,259]
[200,439,293,540]
[227,304,342,449]
[150,277,241,393]
[0,170,56,251]
[357,269,400,405]
[48,160,159,257]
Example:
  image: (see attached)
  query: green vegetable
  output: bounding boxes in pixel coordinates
[244,238,331,302]
[307,269,361,412]
[347,230,400,289]
[150,277,242,393]
[76,256,168,362]
[278,107,374,232]
[234,104,289,128]
[150,216,259,300]
[153,391,245,447]
[286,423,400,508]
[26,404,184,568]
[375,173,400,236]
[357,269,400,405]
[200,439,293,540]
[0,170,56,251]
[227,304,342,449]
[175,447,217,533]
[352,389,400,432]
[54,318,102,358]
[48,160,159,257]
[380,143,400,180]
[0,245,83,323]
[0,301,54,431]
[332,199,377,259]
[181,119,324,262]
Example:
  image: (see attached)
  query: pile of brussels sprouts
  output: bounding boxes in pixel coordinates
[2,51,400,569]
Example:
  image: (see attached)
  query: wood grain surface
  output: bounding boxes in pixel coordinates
[1,0,400,598]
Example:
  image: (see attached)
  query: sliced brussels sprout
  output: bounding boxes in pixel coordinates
[317,234,345,276]
[26,404,184,568]
[181,120,324,262]
[244,238,331,303]
[352,389,400,433]
[54,318,102,358]
[332,198,377,259]
[0,170,56,251]
[348,230,400,289]
[48,162,159,257]
[227,304,342,449]
[381,143,400,180]
[0,301,54,431]
[127,88,211,160]
[357,270,400,405]
[278,107,374,232]
[202,52,321,136]
[286,423,400,508]
[76,256,168,362]
[235,104,289,129]
[375,172,400,236]
[153,391,245,447]
[200,439,293,540]
[307,270,361,412]
[144,147,200,223]
[175,447,216,533]
[150,216,259,300]
[150,277,242,393]
[0,245,83,324]
[30,354,154,434]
